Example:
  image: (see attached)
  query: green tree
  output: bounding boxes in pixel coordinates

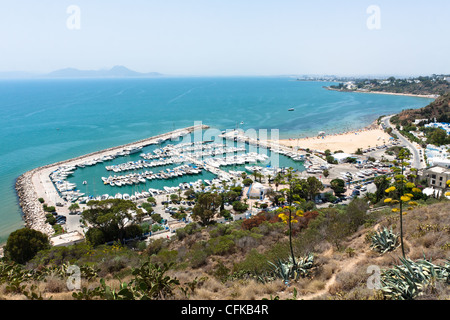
[141,202,154,215]
[85,228,106,246]
[374,175,391,203]
[232,200,248,213]
[151,213,163,224]
[306,176,324,201]
[4,228,50,264]
[330,178,346,196]
[191,192,222,226]
[428,128,448,146]
[82,199,141,244]
[68,203,80,214]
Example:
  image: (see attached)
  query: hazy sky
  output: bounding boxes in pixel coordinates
[0,0,449,76]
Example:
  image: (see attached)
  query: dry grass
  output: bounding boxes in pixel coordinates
[1,201,447,301]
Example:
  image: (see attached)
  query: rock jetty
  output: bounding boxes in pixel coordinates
[14,124,209,237]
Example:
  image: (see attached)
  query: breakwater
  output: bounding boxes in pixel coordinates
[15,124,209,236]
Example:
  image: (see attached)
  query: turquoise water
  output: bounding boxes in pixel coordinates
[0,77,433,244]
[65,137,306,199]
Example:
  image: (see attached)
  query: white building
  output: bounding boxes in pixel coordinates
[414,119,428,125]
[424,122,450,135]
[50,231,85,247]
[425,144,450,168]
[422,165,450,189]
[247,182,271,199]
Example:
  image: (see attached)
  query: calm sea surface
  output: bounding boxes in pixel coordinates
[0,77,433,243]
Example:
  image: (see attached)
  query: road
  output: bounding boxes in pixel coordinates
[381,115,424,169]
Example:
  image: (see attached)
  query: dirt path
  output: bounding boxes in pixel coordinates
[296,225,377,300]
[299,248,368,300]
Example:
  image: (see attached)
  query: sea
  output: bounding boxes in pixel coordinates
[0,77,434,244]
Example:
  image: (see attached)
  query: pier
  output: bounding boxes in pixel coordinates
[15,124,209,237]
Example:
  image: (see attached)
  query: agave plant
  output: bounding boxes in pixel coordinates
[380,258,450,300]
[268,253,314,281]
[370,227,399,254]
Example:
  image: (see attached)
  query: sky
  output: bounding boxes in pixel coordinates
[0,0,449,77]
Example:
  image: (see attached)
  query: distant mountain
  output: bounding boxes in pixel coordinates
[46,66,162,78]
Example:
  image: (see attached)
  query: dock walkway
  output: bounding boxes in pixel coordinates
[15,124,209,237]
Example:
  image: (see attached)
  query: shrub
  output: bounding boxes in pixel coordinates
[151,213,162,224]
[141,223,150,234]
[145,238,168,256]
[233,249,271,275]
[5,228,50,264]
[232,201,248,213]
[43,204,56,212]
[190,245,209,268]
[151,224,164,233]
[86,228,106,247]
[151,249,179,265]
[241,214,267,231]
[176,223,201,241]
[208,236,236,255]
[45,214,56,225]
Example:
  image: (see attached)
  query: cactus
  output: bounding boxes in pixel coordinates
[380,258,450,300]
[268,253,314,281]
[370,227,399,254]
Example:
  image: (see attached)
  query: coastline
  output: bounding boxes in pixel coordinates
[15,124,209,238]
[276,119,392,154]
[325,86,439,99]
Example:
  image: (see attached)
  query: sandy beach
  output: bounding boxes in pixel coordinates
[326,87,439,99]
[277,123,392,154]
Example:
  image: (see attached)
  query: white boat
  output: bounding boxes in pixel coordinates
[122,193,130,200]
[115,193,123,199]
[124,146,143,155]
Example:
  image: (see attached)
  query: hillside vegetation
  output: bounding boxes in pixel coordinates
[1,197,449,300]
[330,76,450,96]
[393,92,450,125]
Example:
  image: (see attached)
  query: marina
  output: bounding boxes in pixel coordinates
[16,122,310,238]
[40,127,311,209]
[15,125,208,235]
[1,78,433,244]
